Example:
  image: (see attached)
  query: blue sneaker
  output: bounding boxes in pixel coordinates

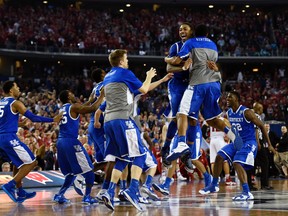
[2,183,17,202]
[123,188,143,211]
[140,185,159,200]
[73,175,85,196]
[53,194,71,204]
[102,191,114,211]
[82,195,98,205]
[152,183,170,196]
[166,142,190,162]
[231,125,243,151]
[16,189,36,203]
[199,184,219,195]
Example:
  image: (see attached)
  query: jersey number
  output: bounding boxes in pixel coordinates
[60,111,67,125]
[0,106,4,118]
[232,123,242,131]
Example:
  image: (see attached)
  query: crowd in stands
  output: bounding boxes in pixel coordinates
[0,3,287,56]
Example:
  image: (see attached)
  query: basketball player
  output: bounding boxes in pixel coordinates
[165,24,242,165]
[163,23,213,189]
[0,81,62,203]
[101,49,156,211]
[53,89,104,205]
[199,91,276,201]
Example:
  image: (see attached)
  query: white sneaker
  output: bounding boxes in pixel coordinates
[177,172,187,181]
[73,175,85,196]
[232,192,254,201]
[166,142,190,161]
[96,189,106,202]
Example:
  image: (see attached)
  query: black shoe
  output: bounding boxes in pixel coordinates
[261,186,274,190]
[180,152,194,173]
[279,174,285,178]
[161,147,171,168]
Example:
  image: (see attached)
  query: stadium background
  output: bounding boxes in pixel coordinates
[0,0,287,133]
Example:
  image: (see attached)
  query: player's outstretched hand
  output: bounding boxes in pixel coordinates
[146,67,157,79]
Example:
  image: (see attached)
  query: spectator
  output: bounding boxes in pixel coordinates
[1,162,11,172]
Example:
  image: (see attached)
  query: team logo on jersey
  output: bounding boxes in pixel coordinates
[74,145,83,152]
[125,121,134,129]
[10,139,20,147]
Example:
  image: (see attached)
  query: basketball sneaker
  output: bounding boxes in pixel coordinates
[82,195,98,205]
[152,183,170,196]
[53,194,71,204]
[16,189,36,203]
[140,184,159,200]
[2,183,18,203]
[225,177,236,186]
[102,191,114,211]
[123,188,143,211]
[73,175,85,196]
[232,192,254,201]
[167,142,190,162]
[199,184,219,195]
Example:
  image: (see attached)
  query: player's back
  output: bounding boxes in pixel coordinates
[189,37,220,85]
[0,97,19,134]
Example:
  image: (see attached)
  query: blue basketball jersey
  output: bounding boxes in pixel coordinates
[168,41,189,82]
[103,67,142,92]
[227,105,256,143]
[0,97,19,134]
[89,81,104,124]
[58,103,79,139]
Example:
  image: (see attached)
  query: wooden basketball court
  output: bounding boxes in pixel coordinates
[1,177,288,216]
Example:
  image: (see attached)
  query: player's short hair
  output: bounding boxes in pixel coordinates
[91,68,105,83]
[59,90,69,104]
[195,24,208,37]
[3,81,15,94]
[229,90,240,101]
[180,22,193,30]
[109,49,127,67]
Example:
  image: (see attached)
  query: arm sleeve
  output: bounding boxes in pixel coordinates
[24,110,53,122]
